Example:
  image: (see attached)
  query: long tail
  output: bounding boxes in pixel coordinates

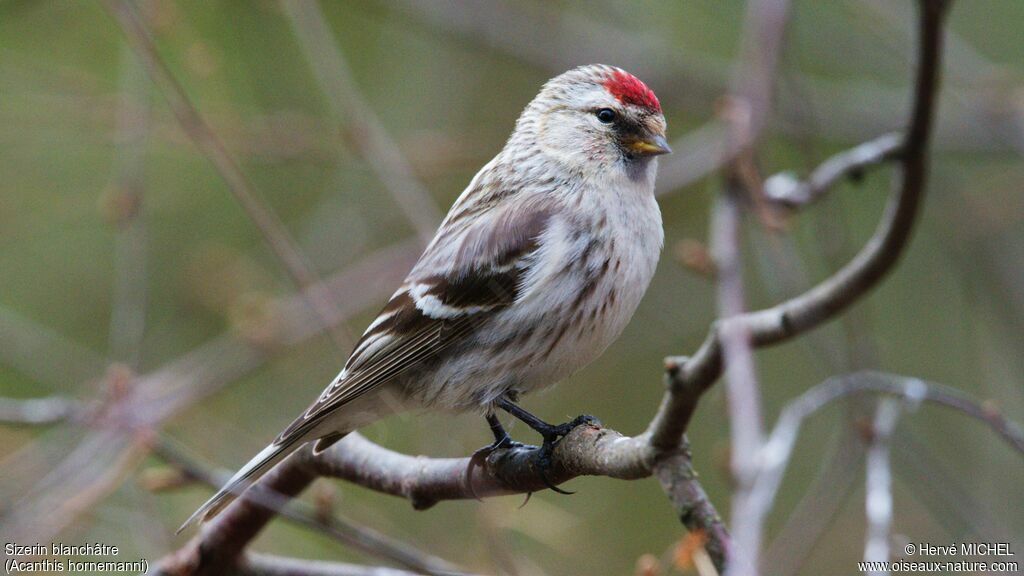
[176,438,300,534]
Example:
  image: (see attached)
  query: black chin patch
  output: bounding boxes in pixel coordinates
[622,154,654,182]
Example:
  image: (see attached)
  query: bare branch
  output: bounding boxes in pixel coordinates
[0,306,110,386]
[280,0,443,245]
[107,43,150,368]
[647,0,950,452]
[103,0,355,351]
[312,429,654,508]
[245,427,727,570]
[0,396,77,425]
[763,133,904,208]
[241,553,431,576]
[219,367,1024,574]
[763,436,864,575]
[150,438,465,576]
[652,444,732,570]
[748,371,1024,541]
[134,240,420,423]
[155,443,471,576]
[863,399,902,573]
[56,3,957,575]
[716,0,795,571]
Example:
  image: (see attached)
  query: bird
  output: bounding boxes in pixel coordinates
[180,64,670,532]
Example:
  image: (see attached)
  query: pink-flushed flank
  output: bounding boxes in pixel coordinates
[603,70,661,113]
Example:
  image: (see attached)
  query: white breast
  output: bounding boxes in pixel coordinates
[509,166,664,393]
[410,162,664,410]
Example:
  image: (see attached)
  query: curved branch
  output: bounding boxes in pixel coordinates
[763,132,904,208]
[147,2,954,575]
[311,427,655,509]
[153,449,470,576]
[149,438,460,575]
[315,370,1021,570]
[747,370,1023,528]
[280,0,443,245]
[104,0,355,351]
[647,0,949,450]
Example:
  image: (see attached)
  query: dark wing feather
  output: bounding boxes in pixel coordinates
[273,202,553,446]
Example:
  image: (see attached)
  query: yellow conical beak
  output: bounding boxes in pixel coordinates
[626,134,672,157]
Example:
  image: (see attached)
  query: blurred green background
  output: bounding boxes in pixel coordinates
[1,1,1022,574]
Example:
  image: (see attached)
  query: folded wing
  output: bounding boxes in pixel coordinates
[273,200,555,447]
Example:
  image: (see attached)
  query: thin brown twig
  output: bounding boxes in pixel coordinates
[652,441,732,568]
[763,132,904,208]
[715,0,794,571]
[0,240,417,551]
[280,0,443,245]
[156,3,953,573]
[6,2,959,573]
[103,0,355,352]
[154,445,472,576]
[646,0,950,451]
[746,370,1024,529]
[218,370,1022,566]
[149,438,468,576]
[762,435,864,575]
[107,43,150,368]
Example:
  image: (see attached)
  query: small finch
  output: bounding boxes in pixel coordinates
[181,64,669,530]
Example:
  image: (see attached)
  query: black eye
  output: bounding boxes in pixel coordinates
[595,108,616,123]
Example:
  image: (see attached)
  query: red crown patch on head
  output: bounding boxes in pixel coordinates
[603,70,661,113]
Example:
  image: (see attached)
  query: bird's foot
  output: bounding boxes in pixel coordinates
[471,433,524,460]
[534,414,599,495]
[477,412,523,456]
[466,414,526,501]
[534,414,600,441]
[494,397,602,495]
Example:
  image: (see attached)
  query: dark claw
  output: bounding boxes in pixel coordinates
[469,432,523,472]
[537,439,574,494]
[518,491,533,509]
[467,416,524,501]
[493,396,603,496]
[553,414,599,437]
[532,414,599,495]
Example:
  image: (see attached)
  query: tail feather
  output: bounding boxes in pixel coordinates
[176,440,297,534]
